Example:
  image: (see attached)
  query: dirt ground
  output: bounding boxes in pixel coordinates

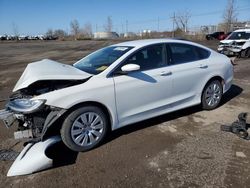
[0,40,249,188]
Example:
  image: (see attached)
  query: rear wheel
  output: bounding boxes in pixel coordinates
[61,106,108,152]
[201,80,223,110]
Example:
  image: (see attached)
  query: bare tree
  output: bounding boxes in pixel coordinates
[70,19,80,39]
[103,16,113,32]
[223,0,237,32]
[200,26,209,34]
[46,28,54,36]
[82,22,93,37]
[54,29,67,39]
[174,11,191,33]
[12,22,19,39]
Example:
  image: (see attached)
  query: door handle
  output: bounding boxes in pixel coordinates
[160,71,172,76]
[199,65,208,69]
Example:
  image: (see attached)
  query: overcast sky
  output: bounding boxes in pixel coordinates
[0,0,250,35]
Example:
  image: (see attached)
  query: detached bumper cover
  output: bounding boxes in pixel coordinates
[7,136,61,176]
[0,109,16,127]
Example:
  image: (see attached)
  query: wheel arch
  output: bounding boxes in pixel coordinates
[201,75,224,99]
[42,101,114,140]
[66,101,113,128]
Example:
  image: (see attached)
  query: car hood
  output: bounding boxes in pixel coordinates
[13,59,92,92]
[220,39,247,44]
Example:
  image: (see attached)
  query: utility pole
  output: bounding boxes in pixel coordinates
[126,20,128,33]
[157,17,160,32]
[171,12,175,38]
[96,24,98,32]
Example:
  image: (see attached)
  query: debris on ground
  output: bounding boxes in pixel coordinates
[0,149,19,161]
[221,113,249,139]
[236,151,247,158]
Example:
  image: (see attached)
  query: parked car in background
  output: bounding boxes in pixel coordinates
[206,31,225,40]
[218,29,250,57]
[219,32,232,40]
[0,35,7,40]
[0,39,233,152]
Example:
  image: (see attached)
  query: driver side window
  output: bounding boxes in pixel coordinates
[119,44,166,72]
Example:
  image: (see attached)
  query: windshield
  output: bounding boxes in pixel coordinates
[74,46,133,74]
[227,32,250,40]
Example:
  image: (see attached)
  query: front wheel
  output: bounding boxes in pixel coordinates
[61,106,108,152]
[201,80,223,110]
[240,48,250,58]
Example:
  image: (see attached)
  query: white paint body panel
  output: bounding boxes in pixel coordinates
[15,39,233,131]
[13,59,92,92]
[7,136,61,176]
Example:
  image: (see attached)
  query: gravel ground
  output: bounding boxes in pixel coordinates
[0,40,249,188]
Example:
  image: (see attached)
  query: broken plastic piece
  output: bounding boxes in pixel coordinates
[7,136,61,177]
[14,129,33,139]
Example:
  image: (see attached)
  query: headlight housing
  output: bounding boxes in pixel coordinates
[7,98,46,114]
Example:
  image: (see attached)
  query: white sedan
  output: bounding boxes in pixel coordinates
[0,39,233,152]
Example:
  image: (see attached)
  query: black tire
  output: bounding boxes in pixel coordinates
[242,48,250,58]
[61,106,108,152]
[201,80,223,110]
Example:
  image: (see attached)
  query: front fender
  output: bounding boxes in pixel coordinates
[33,77,118,130]
[242,40,250,50]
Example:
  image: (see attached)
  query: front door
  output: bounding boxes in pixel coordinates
[113,44,173,127]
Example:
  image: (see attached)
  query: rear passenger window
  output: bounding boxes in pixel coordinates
[195,46,210,59]
[168,43,210,65]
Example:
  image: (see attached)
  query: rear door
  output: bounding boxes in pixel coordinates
[166,43,211,108]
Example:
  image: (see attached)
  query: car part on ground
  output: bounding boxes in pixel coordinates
[218,29,250,57]
[221,113,249,139]
[7,136,61,177]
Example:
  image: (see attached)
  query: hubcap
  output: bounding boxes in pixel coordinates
[71,112,104,147]
[205,83,221,107]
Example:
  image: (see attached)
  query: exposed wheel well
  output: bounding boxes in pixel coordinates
[42,101,112,140]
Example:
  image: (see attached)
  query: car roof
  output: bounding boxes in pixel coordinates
[112,38,202,48]
[233,28,250,33]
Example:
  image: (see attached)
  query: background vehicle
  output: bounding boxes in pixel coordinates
[0,39,233,152]
[218,29,250,57]
[219,32,232,40]
[206,31,225,40]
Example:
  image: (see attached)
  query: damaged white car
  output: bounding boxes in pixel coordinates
[218,28,250,57]
[1,39,233,154]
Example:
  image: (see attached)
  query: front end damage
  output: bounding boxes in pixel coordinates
[0,81,81,141]
[217,41,247,57]
[0,59,92,176]
[0,91,67,176]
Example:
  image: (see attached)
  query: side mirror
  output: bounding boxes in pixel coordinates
[121,64,140,72]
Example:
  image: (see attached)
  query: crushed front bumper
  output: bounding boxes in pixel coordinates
[218,46,242,56]
[0,109,16,128]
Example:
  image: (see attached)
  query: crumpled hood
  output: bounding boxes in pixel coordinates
[13,59,92,92]
[220,39,247,44]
